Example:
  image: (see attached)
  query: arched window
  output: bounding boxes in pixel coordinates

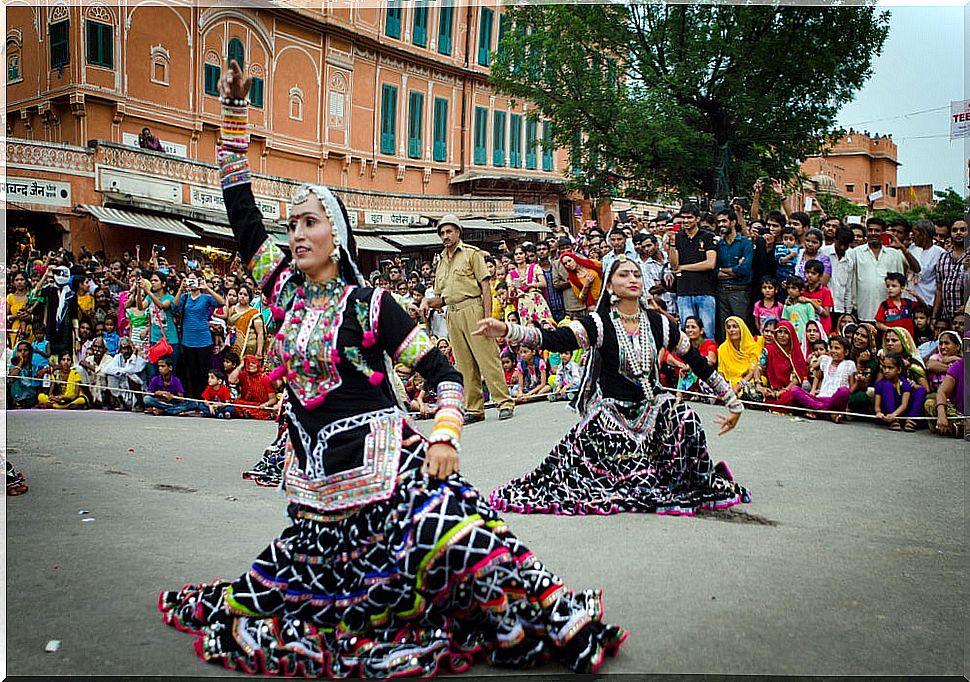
[227,37,244,70]
[289,87,303,121]
[150,46,169,85]
[7,32,22,83]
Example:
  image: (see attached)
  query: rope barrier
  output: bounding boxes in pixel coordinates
[5,372,967,424]
[670,385,967,423]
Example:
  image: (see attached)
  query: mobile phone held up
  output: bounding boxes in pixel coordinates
[880,232,891,246]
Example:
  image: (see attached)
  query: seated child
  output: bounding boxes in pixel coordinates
[551,351,582,401]
[873,352,919,432]
[200,368,233,418]
[515,345,551,403]
[501,351,520,398]
[143,355,196,416]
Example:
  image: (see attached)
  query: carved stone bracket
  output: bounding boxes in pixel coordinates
[359,157,368,176]
[113,102,126,125]
[396,164,406,182]
[70,92,86,118]
[20,109,32,132]
[422,167,431,184]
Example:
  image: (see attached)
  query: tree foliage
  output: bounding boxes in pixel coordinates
[491,4,890,201]
[872,188,970,224]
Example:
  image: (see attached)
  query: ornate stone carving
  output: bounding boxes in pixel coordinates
[204,50,221,65]
[113,102,125,125]
[86,4,114,24]
[49,5,69,23]
[69,93,85,118]
[353,45,377,61]
[7,140,93,175]
[423,167,431,184]
[396,164,406,182]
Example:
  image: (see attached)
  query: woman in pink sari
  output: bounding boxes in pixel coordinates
[506,246,553,324]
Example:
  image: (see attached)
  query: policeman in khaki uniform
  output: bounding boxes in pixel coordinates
[426,215,514,424]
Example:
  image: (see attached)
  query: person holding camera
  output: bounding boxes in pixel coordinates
[174,271,224,398]
[138,127,164,152]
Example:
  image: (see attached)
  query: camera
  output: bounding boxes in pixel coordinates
[186,277,199,288]
[152,244,166,253]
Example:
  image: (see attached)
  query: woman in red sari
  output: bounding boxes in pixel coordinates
[232,353,277,419]
[559,252,602,311]
[757,320,807,406]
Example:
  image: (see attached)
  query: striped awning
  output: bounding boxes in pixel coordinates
[457,218,509,232]
[355,235,401,253]
[502,221,548,234]
[184,220,234,239]
[81,205,199,239]
[380,232,444,249]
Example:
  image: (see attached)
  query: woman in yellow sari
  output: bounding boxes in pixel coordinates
[717,316,764,395]
[227,284,264,360]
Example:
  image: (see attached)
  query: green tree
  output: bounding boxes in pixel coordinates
[872,188,970,224]
[491,4,890,201]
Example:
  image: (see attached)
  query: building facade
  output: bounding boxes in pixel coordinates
[800,130,900,210]
[6,1,568,264]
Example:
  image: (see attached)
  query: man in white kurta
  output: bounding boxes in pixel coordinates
[844,219,905,322]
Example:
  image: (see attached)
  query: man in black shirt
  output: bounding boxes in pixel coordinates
[668,203,717,335]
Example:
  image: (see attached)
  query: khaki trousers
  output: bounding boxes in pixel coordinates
[446,299,513,415]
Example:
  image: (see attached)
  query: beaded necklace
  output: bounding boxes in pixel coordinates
[274,276,351,410]
[610,307,656,399]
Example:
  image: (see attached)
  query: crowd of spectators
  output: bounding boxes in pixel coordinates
[5,193,967,437]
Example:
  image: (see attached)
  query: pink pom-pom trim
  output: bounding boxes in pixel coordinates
[368,371,385,386]
[290,317,302,325]
[293,301,306,312]
[287,370,298,380]
[266,366,286,382]
[331,349,340,364]
[304,395,326,410]
[362,330,377,348]
[275,332,285,341]
[302,360,312,373]
[282,351,291,362]
[270,306,285,321]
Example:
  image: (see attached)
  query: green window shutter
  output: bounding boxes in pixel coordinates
[432,97,448,162]
[571,130,582,174]
[203,64,221,96]
[473,106,488,165]
[412,5,428,47]
[497,13,509,60]
[50,21,70,69]
[386,2,402,38]
[250,77,264,108]
[525,117,537,169]
[86,21,113,68]
[509,114,522,168]
[227,38,245,70]
[437,3,453,55]
[477,8,493,66]
[380,85,398,155]
[542,121,553,171]
[407,91,424,159]
[492,111,506,167]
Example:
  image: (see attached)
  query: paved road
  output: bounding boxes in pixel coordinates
[4,402,966,676]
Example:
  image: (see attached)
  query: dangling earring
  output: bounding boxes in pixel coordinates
[330,234,342,263]
[609,290,619,305]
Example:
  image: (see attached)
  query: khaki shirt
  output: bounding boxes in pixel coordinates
[434,241,489,305]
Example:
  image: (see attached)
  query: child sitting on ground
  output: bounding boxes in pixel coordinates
[501,352,519,398]
[515,345,551,403]
[874,352,913,432]
[143,355,196,416]
[200,368,233,418]
[551,351,582,402]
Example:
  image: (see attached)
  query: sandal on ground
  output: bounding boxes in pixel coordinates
[804,411,818,420]
[903,420,917,432]
[889,421,902,431]
[830,414,844,424]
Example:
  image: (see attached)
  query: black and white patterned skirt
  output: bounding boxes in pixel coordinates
[489,395,750,516]
[160,430,627,677]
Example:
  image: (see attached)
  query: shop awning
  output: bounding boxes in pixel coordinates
[81,205,199,239]
[184,220,235,240]
[355,235,400,253]
[458,219,509,233]
[502,221,548,234]
[380,232,443,249]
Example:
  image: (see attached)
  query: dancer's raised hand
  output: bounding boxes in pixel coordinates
[714,411,740,436]
[218,59,251,102]
[472,318,508,339]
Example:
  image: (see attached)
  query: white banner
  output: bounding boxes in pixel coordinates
[950,99,970,140]
[363,211,418,227]
[514,203,546,219]
[190,186,280,220]
[6,177,72,207]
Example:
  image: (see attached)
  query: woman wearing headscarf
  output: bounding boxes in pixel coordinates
[160,61,625,677]
[756,320,806,406]
[880,327,930,430]
[559,251,602,311]
[475,256,749,516]
[229,353,277,420]
[847,322,880,415]
[717,316,764,399]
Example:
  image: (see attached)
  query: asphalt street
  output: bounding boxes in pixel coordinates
[3,401,966,677]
